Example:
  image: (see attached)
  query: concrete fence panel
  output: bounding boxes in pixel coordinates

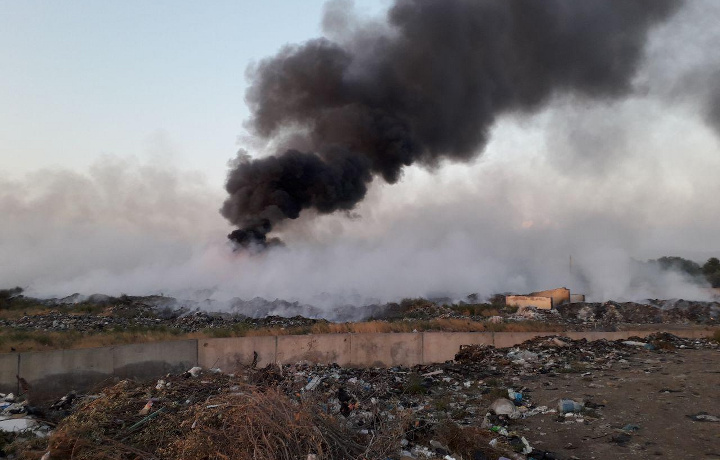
[113,340,197,380]
[198,336,277,372]
[2,327,716,400]
[19,348,114,401]
[422,332,493,364]
[665,328,717,339]
[350,333,422,367]
[276,334,351,366]
[0,353,19,395]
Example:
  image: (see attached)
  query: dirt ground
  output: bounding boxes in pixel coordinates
[514,348,720,459]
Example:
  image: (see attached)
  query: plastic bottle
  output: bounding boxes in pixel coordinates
[557,399,584,413]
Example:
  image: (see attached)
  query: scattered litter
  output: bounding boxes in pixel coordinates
[138,399,153,415]
[507,389,523,404]
[557,399,584,414]
[186,366,203,378]
[304,376,322,391]
[0,416,37,433]
[489,398,521,419]
[687,412,720,422]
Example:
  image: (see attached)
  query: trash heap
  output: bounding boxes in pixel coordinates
[4,292,719,338]
[555,300,720,326]
[0,308,326,334]
[1,395,46,438]
[3,333,718,460]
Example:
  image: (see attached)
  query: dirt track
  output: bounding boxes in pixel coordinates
[516,348,720,459]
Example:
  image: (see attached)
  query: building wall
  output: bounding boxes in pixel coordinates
[570,294,586,302]
[505,295,553,310]
[529,287,570,306]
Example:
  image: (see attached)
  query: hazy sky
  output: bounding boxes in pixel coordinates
[0,0,386,185]
[2,0,720,306]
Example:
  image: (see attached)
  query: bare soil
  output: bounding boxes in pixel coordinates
[516,348,720,459]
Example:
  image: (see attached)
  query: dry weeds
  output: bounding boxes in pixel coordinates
[38,373,406,460]
[1,317,567,353]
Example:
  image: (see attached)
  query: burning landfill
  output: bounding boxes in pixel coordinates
[1,333,719,459]
[0,293,718,338]
[4,0,720,458]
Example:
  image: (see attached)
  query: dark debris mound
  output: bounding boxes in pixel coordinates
[454,333,718,373]
[555,300,720,325]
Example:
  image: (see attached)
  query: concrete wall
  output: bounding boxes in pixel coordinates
[0,353,19,395]
[196,333,425,369]
[113,340,197,380]
[3,327,718,400]
[14,340,198,402]
[506,295,553,310]
[351,333,422,367]
[530,287,571,306]
[276,334,351,366]
[198,335,276,372]
[19,348,115,401]
[423,332,493,363]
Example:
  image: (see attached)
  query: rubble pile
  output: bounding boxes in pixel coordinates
[0,309,325,334]
[2,333,717,459]
[555,300,719,326]
[2,293,718,341]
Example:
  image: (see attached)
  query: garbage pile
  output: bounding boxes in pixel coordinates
[0,388,56,459]
[3,292,719,339]
[0,393,49,438]
[4,370,522,460]
[555,300,720,326]
[0,308,326,334]
[2,333,718,459]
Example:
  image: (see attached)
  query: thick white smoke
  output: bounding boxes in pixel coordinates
[2,101,718,309]
[3,1,720,312]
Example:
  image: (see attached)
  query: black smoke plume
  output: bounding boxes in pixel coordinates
[222,0,681,249]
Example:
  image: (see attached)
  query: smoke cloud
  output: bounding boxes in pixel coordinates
[4,111,720,311]
[6,0,720,314]
[222,0,682,247]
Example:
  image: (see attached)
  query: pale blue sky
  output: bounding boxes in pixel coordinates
[0,0,385,185]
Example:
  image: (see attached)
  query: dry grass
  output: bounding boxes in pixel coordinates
[0,317,568,353]
[0,328,193,353]
[0,297,57,320]
[485,320,565,333]
[0,306,53,321]
[310,318,488,334]
[237,319,488,336]
[343,322,399,334]
[39,376,406,460]
[0,298,110,321]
